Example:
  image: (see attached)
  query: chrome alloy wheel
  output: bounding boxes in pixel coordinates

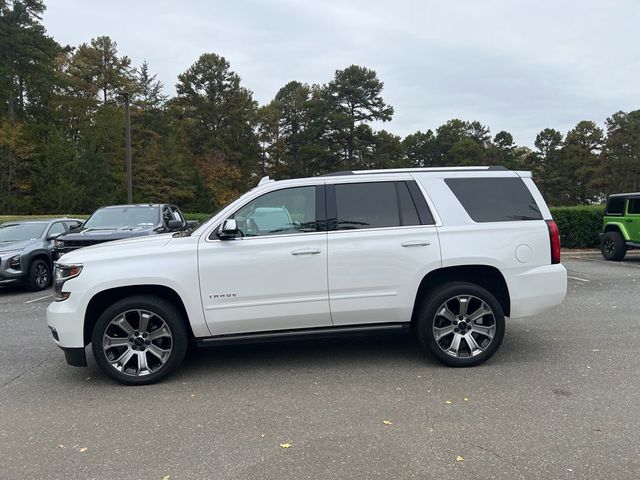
[432,295,497,358]
[102,309,173,377]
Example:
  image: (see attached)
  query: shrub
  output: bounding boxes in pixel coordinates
[550,205,604,249]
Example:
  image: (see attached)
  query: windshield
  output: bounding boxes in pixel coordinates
[0,223,47,242]
[84,206,160,229]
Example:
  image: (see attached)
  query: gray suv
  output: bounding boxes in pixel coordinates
[0,218,83,291]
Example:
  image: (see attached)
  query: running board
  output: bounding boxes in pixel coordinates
[195,323,411,347]
[626,241,640,249]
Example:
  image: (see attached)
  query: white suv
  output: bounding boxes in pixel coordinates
[47,167,567,385]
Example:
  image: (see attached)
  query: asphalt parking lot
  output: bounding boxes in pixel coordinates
[1,253,639,480]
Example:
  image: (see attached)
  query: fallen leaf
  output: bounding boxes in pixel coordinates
[445,400,452,404]
[260,434,265,438]
[280,442,292,449]
[383,420,393,425]
[79,447,88,453]
[57,444,65,449]
[567,468,573,472]
[162,476,171,480]
[456,455,464,462]
[190,394,195,398]
[464,397,469,402]
[592,349,600,352]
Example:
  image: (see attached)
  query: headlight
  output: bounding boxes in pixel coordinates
[1,251,22,269]
[8,254,20,270]
[53,263,83,301]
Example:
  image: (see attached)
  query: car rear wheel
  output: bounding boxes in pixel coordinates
[601,231,626,261]
[26,259,51,292]
[91,295,188,385]
[417,282,505,367]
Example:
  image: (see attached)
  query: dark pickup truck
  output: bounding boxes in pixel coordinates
[54,204,196,258]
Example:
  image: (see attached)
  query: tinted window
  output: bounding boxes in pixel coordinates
[233,186,317,237]
[628,199,640,214]
[445,177,543,222]
[335,182,399,229]
[84,206,160,228]
[47,222,66,237]
[0,223,47,241]
[606,197,626,215]
[397,182,420,226]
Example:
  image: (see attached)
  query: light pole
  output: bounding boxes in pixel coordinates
[118,91,133,204]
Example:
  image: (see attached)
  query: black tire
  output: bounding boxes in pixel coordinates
[91,295,188,385]
[601,231,626,261]
[26,259,51,292]
[417,282,505,367]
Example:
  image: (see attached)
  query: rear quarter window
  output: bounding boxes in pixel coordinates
[445,177,543,222]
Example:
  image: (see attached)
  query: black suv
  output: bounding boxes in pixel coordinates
[54,204,195,258]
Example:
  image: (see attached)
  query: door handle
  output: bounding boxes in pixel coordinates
[401,241,431,247]
[291,248,321,256]
[626,219,633,223]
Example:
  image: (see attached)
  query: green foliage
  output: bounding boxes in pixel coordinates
[550,205,605,248]
[1,2,640,220]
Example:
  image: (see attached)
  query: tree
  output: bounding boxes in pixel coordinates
[324,65,393,169]
[486,131,520,169]
[173,53,259,206]
[560,121,604,204]
[0,0,60,122]
[601,110,640,194]
[527,128,563,204]
[402,130,439,167]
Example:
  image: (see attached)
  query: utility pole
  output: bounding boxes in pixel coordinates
[123,92,133,204]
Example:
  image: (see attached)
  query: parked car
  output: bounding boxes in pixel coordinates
[53,204,196,258]
[600,192,640,261]
[47,167,567,385]
[0,218,84,291]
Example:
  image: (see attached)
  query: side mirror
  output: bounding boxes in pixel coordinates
[218,219,239,240]
[47,233,61,241]
[185,220,199,229]
[166,219,183,230]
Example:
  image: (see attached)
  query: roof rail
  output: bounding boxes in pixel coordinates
[322,166,508,176]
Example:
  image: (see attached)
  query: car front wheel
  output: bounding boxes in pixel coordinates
[26,259,51,292]
[91,295,188,385]
[417,282,505,367]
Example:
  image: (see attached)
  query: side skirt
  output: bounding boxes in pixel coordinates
[195,323,411,348]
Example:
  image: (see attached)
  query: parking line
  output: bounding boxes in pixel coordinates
[567,276,590,282]
[24,293,53,304]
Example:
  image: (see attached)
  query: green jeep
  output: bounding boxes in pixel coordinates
[600,192,640,260]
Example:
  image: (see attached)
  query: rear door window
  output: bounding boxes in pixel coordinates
[335,182,399,230]
[445,177,543,222]
[628,199,640,214]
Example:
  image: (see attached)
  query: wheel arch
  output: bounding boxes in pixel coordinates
[603,222,630,240]
[411,265,511,325]
[83,284,194,346]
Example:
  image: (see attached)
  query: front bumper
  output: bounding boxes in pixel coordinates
[0,255,25,285]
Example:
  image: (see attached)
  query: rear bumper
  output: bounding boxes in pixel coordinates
[506,263,567,318]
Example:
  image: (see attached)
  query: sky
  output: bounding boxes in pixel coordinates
[43,0,640,147]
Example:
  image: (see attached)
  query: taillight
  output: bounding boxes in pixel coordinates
[546,220,561,264]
